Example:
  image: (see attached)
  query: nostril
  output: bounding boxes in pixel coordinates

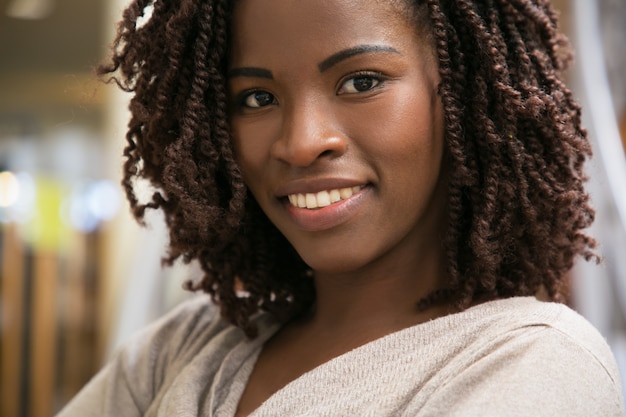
[272,128,348,167]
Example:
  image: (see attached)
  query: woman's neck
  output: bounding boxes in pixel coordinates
[304,240,451,341]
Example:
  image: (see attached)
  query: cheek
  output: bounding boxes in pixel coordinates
[231,121,272,185]
[357,88,443,164]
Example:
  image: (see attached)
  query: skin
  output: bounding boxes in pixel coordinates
[228,0,450,414]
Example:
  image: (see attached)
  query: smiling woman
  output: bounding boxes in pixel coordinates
[229,1,445,283]
[57,0,624,416]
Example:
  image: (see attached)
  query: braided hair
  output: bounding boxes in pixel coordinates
[99,0,596,337]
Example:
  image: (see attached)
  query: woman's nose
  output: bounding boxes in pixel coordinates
[270,101,348,167]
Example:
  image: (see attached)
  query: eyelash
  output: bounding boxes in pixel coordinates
[235,70,387,110]
[337,71,386,95]
[236,89,277,110]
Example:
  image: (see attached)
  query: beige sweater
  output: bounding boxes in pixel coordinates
[57,296,624,416]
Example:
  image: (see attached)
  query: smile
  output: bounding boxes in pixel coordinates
[287,186,364,209]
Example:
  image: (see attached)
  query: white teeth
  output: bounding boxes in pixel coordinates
[339,187,353,199]
[287,186,363,209]
[305,193,317,209]
[316,190,331,207]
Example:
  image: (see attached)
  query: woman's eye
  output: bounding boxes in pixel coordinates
[242,90,276,108]
[338,74,382,94]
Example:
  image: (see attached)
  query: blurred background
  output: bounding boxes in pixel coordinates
[0,0,625,415]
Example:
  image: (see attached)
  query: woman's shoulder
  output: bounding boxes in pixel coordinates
[116,295,223,362]
[129,295,223,346]
[119,294,276,373]
[384,297,626,416]
[470,297,614,356]
[416,296,624,416]
[56,295,277,416]
[455,297,618,373]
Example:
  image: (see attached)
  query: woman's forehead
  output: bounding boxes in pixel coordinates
[230,0,417,34]
[228,0,430,64]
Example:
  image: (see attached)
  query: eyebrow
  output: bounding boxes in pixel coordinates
[318,45,401,72]
[227,44,401,79]
[228,67,273,79]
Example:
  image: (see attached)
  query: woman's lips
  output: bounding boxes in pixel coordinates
[287,186,364,209]
[282,185,369,232]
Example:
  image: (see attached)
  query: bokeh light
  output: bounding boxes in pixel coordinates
[0,171,20,208]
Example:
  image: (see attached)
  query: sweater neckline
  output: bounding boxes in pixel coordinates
[217,296,550,416]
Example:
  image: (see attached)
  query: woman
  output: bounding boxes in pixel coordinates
[58,0,624,415]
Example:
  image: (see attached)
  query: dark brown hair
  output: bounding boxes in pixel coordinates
[99,0,596,336]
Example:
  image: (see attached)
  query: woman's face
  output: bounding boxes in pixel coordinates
[228,0,446,275]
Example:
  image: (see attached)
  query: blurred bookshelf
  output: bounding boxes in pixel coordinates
[0,0,111,415]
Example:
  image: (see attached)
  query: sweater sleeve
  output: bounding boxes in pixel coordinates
[55,296,218,417]
[416,324,624,417]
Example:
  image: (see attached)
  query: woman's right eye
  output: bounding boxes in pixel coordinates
[241,90,276,108]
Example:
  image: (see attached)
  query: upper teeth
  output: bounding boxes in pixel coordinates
[288,186,362,209]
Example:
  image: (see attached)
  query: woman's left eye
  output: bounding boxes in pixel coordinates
[338,73,383,95]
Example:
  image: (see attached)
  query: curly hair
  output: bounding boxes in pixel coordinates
[99,0,596,337]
